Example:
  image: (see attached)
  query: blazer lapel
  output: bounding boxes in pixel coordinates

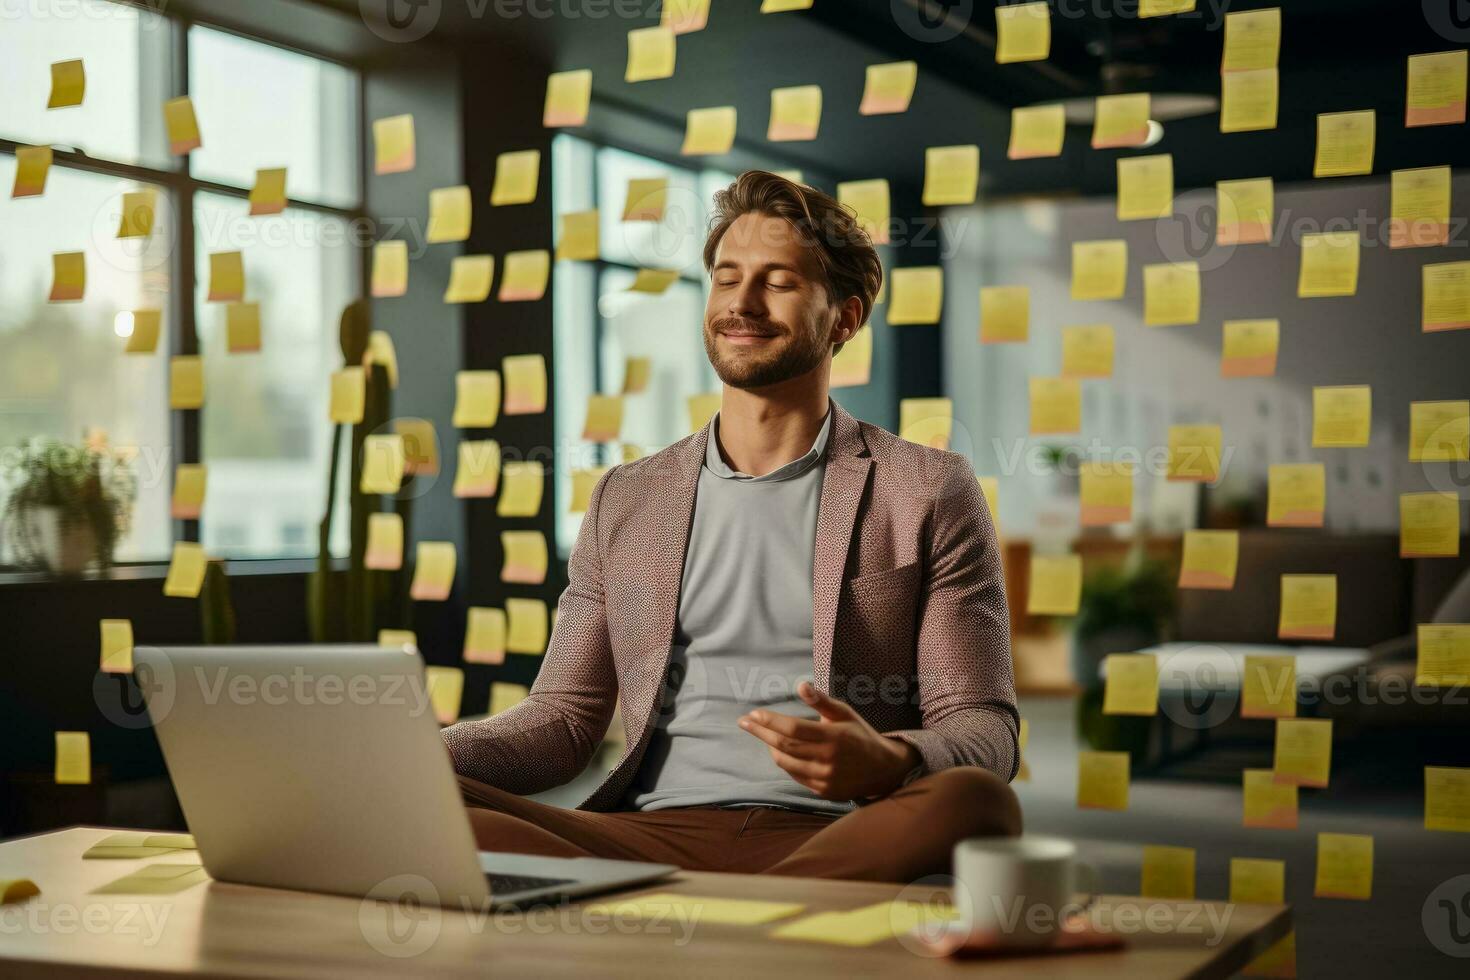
[812,404,872,692]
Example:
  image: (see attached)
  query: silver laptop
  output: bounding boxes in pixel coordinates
[134,644,674,909]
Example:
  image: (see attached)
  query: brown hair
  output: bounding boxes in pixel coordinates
[703,171,883,349]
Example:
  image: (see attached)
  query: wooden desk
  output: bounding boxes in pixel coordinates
[0,828,1290,979]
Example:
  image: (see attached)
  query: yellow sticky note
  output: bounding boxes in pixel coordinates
[1274,717,1333,787]
[1008,103,1065,160]
[628,268,679,294]
[887,266,942,325]
[426,185,472,244]
[116,190,156,239]
[1222,8,1280,72]
[0,879,40,904]
[761,0,812,9]
[1311,385,1371,447]
[1028,376,1081,435]
[625,25,676,82]
[410,541,457,602]
[1425,766,1470,833]
[1298,232,1359,298]
[619,357,650,395]
[1062,324,1114,379]
[1220,68,1278,133]
[1179,529,1239,590]
[490,681,529,716]
[996,1,1050,64]
[499,250,549,302]
[360,434,406,495]
[1216,178,1274,246]
[587,893,804,926]
[1410,400,1470,461]
[837,179,890,245]
[768,84,822,141]
[498,461,545,518]
[248,168,287,216]
[1077,750,1129,810]
[48,250,85,303]
[1167,425,1223,483]
[771,900,955,947]
[1314,110,1375,178]
[1418,624,1470,687]
[1400,492,1460,558]
[501,531,548,585]
[922,145,979,206]
[688,392,721,433]
[364,512,404,571]
[622,176,668,222]
[1093,93,1150,149]
[583,394,624,442]
[373,114,415,175]
[1141,845,1195,899]
[162,542,207,598]
[490,149,541,206]
[1314,833,1372,900]
[979,285,1028,343]
[898,397,952,450]
[100,619,133,675]
[544,68,592,127]
[1143,262,1200,326]
[1390,167,1451,249]
[163,96,202,155]
[1140,0,1194,15]
[859,60,917,115]
[507,597,549,654]
[503,354,548,414]
[379,629,417,650]
[1406,50,1467,127]
[125,309,162,354]
[1118,154,1174,221]
[464,607,507,665]
[12,145,53,198]
[682,105,737,156]
[570,467,610,513]
[395,417,438,477]
[1267,463,1325,528]
[453,370,501,428]
[1103,653,1159,716]
[557,210,600,261]
[169,355,204,410]
[1423,261,1470,332]
[1081,461,1133,526]
[1028,554,1082,616]
[329,367,365,424]
[1242,655,1297,719]
[93,863,208,896]
[48,59,85,108]
[208,250,245,303]
[225,302,261,353]
[1278,575,1337,643]
[1230,859,1285,905]
[171,464,207,520]
[424,666,464,724]
[1221,319,1278,377]
[1243,768,1298,829]
[453,440,501,498]
[1071,240,1127,300]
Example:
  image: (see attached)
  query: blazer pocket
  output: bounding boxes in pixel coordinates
[844,561,922,600]
[836,562,922,693]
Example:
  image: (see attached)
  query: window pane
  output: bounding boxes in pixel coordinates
[596,145,706,275]
[188,26,360,209]
[0,159,173,564]
[0,0,173,169]
[194,192,358,559]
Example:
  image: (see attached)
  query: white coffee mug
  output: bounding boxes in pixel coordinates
[952,835,1098,947]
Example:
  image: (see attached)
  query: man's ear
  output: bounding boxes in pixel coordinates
[830,297,863,345]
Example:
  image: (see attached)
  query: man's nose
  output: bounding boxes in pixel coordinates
[730,281,767,317]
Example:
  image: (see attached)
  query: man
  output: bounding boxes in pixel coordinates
[445,171,1020,883]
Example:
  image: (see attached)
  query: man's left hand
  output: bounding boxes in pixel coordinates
[738,681,922,801]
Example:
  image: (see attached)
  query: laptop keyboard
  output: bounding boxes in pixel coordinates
[486,872,576,896]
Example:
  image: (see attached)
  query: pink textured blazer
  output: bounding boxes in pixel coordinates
[444,402,1019,811]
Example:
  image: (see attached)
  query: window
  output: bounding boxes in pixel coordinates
[0,1,362,569]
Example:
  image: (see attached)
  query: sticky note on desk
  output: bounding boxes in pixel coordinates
[410,541,456,602]
[1077,750,1129,810]
[1071,240,1127,300]
[1027,554,1081,616]
[0,879,40,904]
[1241,655,1296,719]
[100,619,134,674]
[1417,624,1470,687]
[49,58,85,108]
[1314,833,1372,900]
[1242,768,1297,829]
[464,607,506,665]
[1141,845,1195,900]
[585,893,805,926]
[93,863,209,896]
[1425,766,1470,833]
[55,731,91,785]
[772,900,955,946]
[1103,653,1159,716]
[84,832,195,859]
[1273,717,1332,788]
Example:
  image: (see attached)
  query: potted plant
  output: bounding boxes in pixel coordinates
[1,437,137,575]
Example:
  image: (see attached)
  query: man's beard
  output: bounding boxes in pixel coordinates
[704,316,828,389]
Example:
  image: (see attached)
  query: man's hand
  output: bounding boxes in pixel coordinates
[738,681,923,801]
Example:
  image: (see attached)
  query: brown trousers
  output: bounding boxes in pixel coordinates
[459,766,1021,884]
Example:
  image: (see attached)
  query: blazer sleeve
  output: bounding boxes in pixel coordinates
[442,467,620,794]
[887,454,1021,781]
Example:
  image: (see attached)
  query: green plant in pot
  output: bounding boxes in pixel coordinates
[1,438,138,575]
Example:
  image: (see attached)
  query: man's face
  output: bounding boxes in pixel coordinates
[703,212,844,390]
